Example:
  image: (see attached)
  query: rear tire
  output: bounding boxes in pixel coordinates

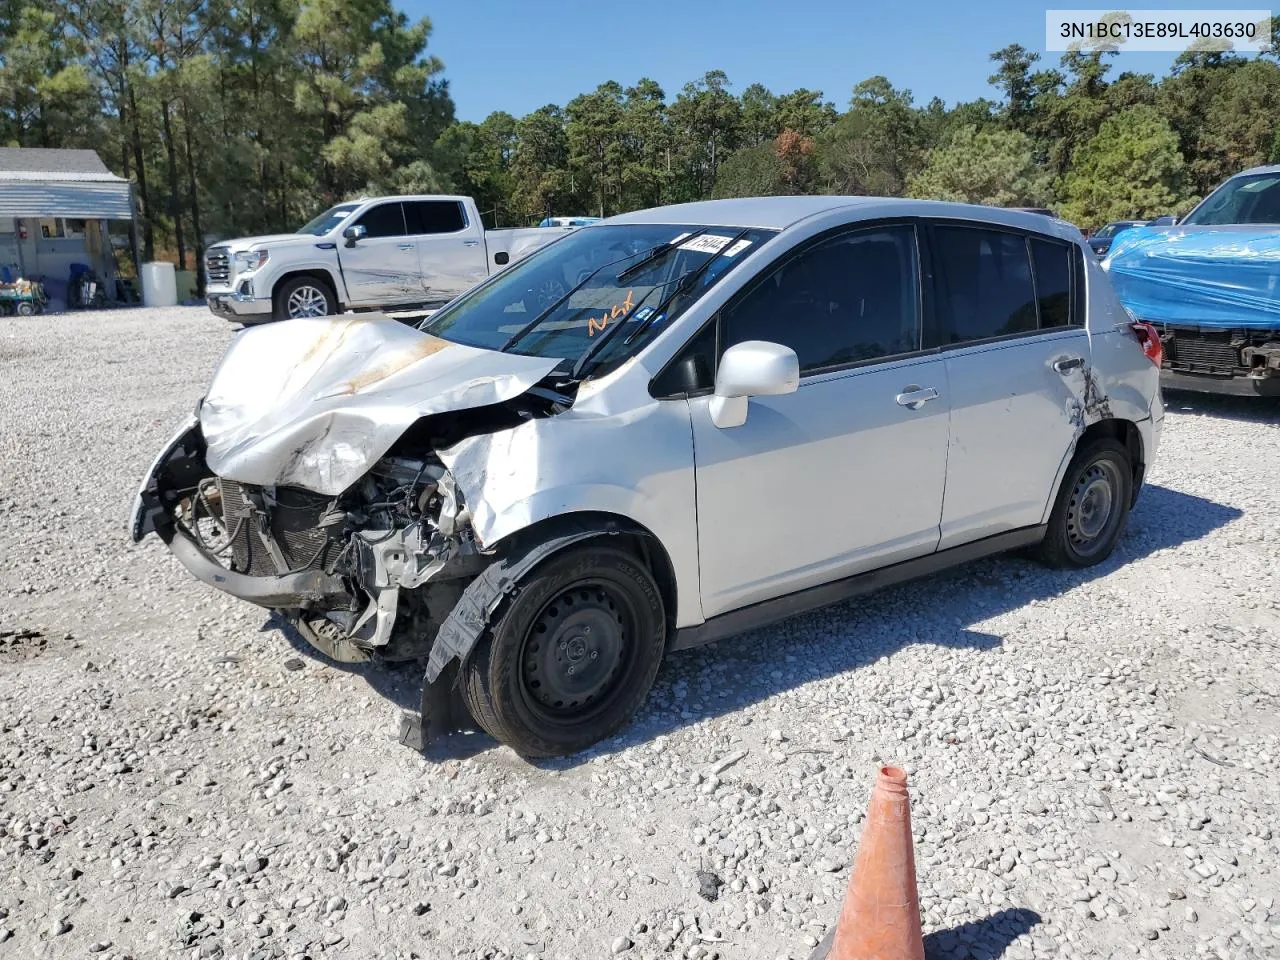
[1036,438,1133,568]
[460,544,666,758]
[273,276,337,321]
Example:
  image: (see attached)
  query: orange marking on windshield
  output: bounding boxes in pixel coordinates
[587,289,635,337]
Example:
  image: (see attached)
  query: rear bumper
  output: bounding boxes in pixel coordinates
[1161,370,1280,397]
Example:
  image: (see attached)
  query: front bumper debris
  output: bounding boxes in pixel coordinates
[166,526,347,607]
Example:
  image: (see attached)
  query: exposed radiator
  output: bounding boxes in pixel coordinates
[217,479,339,576]
[1165,330,1239,375]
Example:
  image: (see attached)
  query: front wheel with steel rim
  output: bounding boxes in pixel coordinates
[460,544,666,758]
[273,276,337,321]
[1037,438,1133,568]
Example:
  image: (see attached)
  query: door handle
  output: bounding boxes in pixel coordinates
[462,239,480,247]
[396,242,414,250]
[1053,356,1084,374]
[895,386,939,410]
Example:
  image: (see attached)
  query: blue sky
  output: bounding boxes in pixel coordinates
[403,1,1212,122]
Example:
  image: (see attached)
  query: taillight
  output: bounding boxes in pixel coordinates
[1130,321,1164,367]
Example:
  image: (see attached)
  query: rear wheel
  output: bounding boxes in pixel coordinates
[273,276,337,320]
[1036,438,1133,568]
[461,544,665,758]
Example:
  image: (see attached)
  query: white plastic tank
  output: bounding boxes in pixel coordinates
[140,261,178,307]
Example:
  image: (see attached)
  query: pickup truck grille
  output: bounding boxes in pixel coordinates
[205,247,230,284]
[1165,330,1240,375]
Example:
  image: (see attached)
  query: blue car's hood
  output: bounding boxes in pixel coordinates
[1103,225,1280,330]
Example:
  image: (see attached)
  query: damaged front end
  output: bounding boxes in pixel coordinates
[130,314,563,665]
[132,417,490,664]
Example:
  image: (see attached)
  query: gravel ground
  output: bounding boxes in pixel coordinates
[2,305,1279,960]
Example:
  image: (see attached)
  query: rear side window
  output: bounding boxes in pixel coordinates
[354,202,406,238]
[405,200,466,235]
[720,225,920,374]
[931,227,1037,344]
[1031,238,1073,328]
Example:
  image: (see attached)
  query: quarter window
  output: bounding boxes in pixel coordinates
[354,202,406,238]
[720,226,921,374]
[1030,238,1073,329]
[405,200,466,235]
[931,226,1037,344]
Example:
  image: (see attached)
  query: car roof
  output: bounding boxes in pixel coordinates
[1230,165,1280,179]
[602,196,1081,241]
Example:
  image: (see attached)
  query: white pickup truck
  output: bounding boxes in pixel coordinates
[203,195,578,323]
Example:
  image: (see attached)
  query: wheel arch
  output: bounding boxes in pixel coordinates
[272,268,342,309]
[423,511,678,688]
[495,511,679,641]
[1042,417,1146,525]
[1077,417,1145,506]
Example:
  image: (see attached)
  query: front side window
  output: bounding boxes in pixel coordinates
[405,200,466,235]
[932,226,1037,344]
[420,223,774,373]
[720,226,920,374]
[354,202,406,239]
[1181,173,1280,226]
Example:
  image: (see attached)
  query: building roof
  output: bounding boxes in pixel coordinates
[0,148,123,179]
[0,149,133,219]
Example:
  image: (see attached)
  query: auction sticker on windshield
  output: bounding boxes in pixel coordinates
[679,234,737,254]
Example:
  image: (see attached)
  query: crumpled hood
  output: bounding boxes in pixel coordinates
[1104,226,1280,329]
[200,314,560,496]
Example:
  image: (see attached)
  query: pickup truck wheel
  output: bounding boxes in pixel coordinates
[274,276,336,320]
[1036,438,1133,568]
[461,544,665,758]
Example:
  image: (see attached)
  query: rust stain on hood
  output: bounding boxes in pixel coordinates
[336,335,453,395]
[199,313,560,496]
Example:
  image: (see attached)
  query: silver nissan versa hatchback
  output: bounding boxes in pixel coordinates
[132,197,1165,757]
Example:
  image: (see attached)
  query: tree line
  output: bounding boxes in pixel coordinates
[3,1,1279,273]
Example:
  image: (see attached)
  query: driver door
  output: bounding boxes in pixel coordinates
[688,224,951,618]
[339,201,420,305]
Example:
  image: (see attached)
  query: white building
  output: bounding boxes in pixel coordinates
[0,147,137,303]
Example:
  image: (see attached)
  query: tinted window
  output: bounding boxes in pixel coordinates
[932,227,1037,343]
[405,200,466,235]
[1031,238,1073,328]
[721,226,920,374]
[652,321,717,398]
[354,202,406,238]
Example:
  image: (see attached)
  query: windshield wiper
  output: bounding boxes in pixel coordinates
[571,229,750,379]
[499,246,654,352]
[615,229,709,283]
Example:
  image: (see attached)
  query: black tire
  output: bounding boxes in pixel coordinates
[1036,438,1133,568]
[272,275,337,321]
[460,544,666,758]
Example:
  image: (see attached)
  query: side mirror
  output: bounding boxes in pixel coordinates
[709,340,799,428]
[342,224,366,247]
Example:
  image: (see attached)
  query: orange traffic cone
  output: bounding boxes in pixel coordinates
[822,765,925,960]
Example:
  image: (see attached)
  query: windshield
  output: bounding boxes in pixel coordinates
[1181,174,1280,226]
[420,223,775,373]
[297,202,361,236]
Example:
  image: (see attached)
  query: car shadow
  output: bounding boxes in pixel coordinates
[259,483,1239,766]
[922,908,1043,960]
[1161,388,1280,424]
